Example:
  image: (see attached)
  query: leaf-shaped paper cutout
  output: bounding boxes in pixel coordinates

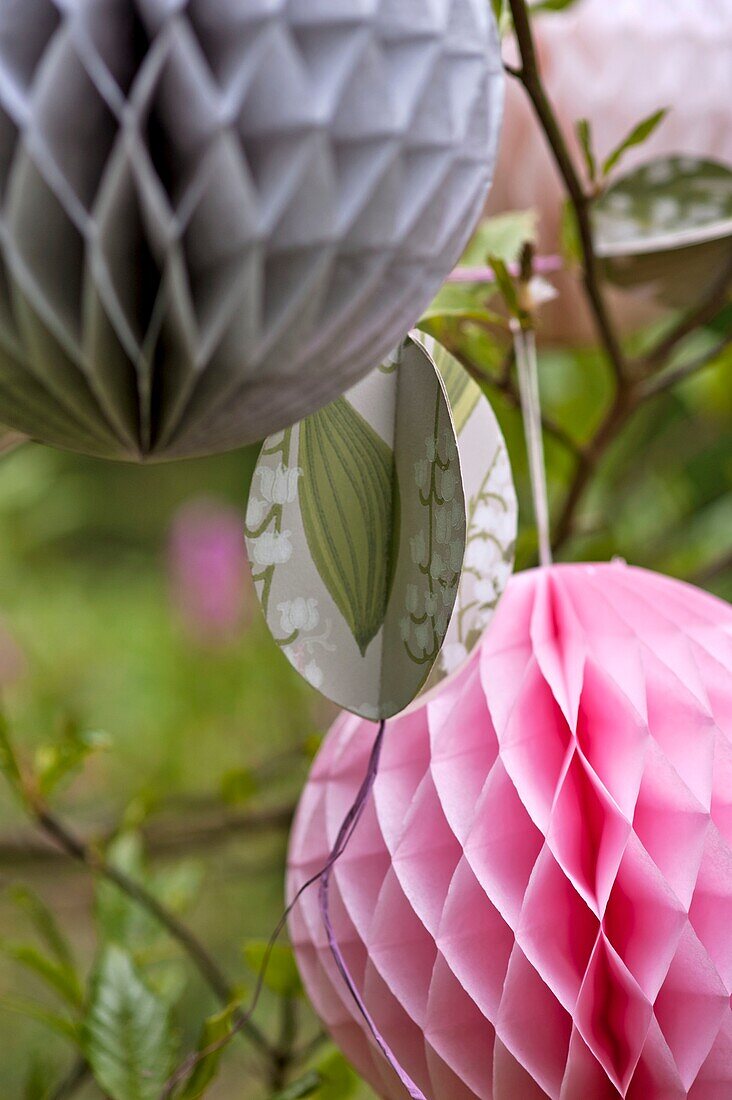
[245,338,465,719]
[414,333,518,693]
[594,157,732,305]
[426,337,480,434]
[299,398,396,656]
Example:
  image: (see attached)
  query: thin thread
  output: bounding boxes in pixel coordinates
[161,721,399,1099]
[513,323,553,567]
[318,720,427,1100]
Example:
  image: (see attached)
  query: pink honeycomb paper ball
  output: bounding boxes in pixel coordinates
[489,0,732,343]
[288,562,732,1099]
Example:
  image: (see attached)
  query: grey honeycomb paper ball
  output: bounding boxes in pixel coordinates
[0,0,503,462]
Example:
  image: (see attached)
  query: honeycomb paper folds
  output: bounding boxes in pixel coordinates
[289,562,732,1099]
[0,0,504,460]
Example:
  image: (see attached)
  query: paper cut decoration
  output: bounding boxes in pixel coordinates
[0,0,504,461]
[246,338,466,720]
[595,158,732,305]
[415,333,517,692]
[289,561,732,1099]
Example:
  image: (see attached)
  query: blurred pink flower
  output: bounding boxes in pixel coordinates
[490,0,732,342]
[168,498,253,645]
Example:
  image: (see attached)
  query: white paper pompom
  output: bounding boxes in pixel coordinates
[0,0,503,460]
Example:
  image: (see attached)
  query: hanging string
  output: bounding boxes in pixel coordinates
[162,719,419,1098]
[513,320,553,567]
[318,720,427,1100]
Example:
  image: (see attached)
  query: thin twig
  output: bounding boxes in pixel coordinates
[446,339,585,460]
[506,0,626,383]
[0,802,294,868]
[637,338,732,400]
[636,256,732,374]
[693,548,732,586]
[49,1058,92,1100]
[269,997,299,1091]
[291,1030,328,1066]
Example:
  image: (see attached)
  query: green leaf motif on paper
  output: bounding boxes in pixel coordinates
[299,398,399,657]
[428,339,480,435]
[594,157,732,250]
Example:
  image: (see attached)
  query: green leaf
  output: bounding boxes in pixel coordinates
[531,0,581,11]
[82,946,175,1100]
[602,108,669,177]
[242,941,303,999]
[0,710,22,793]
[0,996,79,1043]
[299,397,397,657]
[560,200,583,265]
[24,1057,53,1100]
[489,0,513,35]
[151,859,204,917]
[1,942,84,1008]
[95,833,155,947]
[488,255,521,317]
[220,767,258,806]
[418,307,505,332]
[464,210,538,268]
[35,724,110,798]
[271,1073,322,1100]
[9,885,76,973]
[179,1005,235,1100]
[311,1050,360,1100]
[576,119,597,184]
[270,1056,359,1100]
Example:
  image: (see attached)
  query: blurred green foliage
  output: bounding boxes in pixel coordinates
[0,443,352,1099]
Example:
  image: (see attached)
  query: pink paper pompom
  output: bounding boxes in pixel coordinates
[288,563,732,1099]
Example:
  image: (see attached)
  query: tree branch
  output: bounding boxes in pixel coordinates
[506,0,626,383]
[0,802,294,868]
